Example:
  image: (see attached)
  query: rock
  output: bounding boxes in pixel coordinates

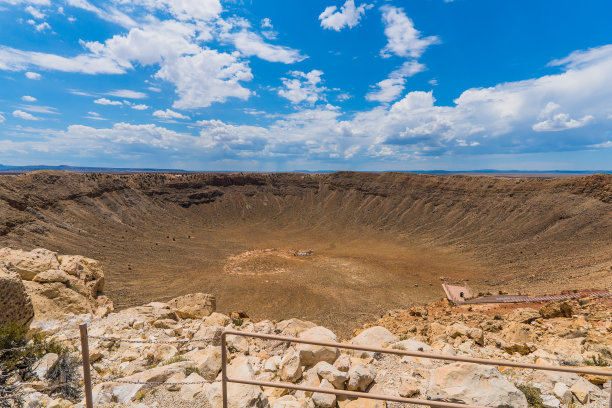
[0,265,34,327]
[152,318,177,329]
[0,248,59,280]
[32,353,59,380]
[312,379,336,408]
[398,377,420,398]
[228,335,250,354]
[446,323,470,338]
[297,327,339,366]
[58,254,105,296]
[168,292,216,319]
[184,346,222,380]
[165,371,186,391]
[280,347,303,382]
[179,372,207,400]
[32,269,70,284]
[500,322,536,344]
[552,382,572,404]
[271,395,313,408]
[193,324,225,346]
[508,308,541,324]
[350,327,397,358]
[539,301,573,319]
[205,312,232,327]
[344,398,385,408]
[277,319,317,337]
[390,339,432,353]
[427,362,528,408]
[541,394,560,408]
[92,362,191,403]
[347,364,375,392]
[225,356,269,408]
[315,361,349,389]
[264,356,282,372]
[570,380,598,404]
[152,344,178,362]
[333,354,351,372]
[117,302,176,324]
[409,306,428,317]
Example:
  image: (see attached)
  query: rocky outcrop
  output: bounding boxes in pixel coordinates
[0,247,112,323]
[168,292,216,319]
[0,265,34,327]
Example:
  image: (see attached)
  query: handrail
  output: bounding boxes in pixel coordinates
[221,329,612,408]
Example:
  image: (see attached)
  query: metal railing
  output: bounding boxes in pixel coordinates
[221,329,612,408]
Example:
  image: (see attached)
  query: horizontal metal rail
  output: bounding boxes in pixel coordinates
[222,330,612,377]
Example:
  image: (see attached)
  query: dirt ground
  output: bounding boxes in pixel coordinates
[0,171,610,336]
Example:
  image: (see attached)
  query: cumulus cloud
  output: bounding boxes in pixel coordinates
[380,6,439,58]
[532,102,594,132]
[21,95,36,102]
[278,70,326,105]
[153,109,189,120]
[319,0,372,31]
[94,98,122,105]
[13,109,39,120]
[25,71,41,79]
[25,5,45,18]
[223,30,305,63]
[0,113,5,123]
[85,111,106,120]
[131,104,149,110]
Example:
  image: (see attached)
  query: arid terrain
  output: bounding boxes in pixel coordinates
[0,171,611,334]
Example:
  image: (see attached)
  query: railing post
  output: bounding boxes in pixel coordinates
[222,331,228,408]
[79,323,94,408]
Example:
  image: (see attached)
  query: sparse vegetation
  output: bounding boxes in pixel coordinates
[584,354,609,367]
[517,384,544,408]
[493,315,502,320]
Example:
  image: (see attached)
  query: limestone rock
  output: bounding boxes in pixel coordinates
[541,394,560,408]
[350,327,397,358]
[390,339,432,353]
[277,319,317,337]
[344,398,385,408]
[552,382,572,404]
[272,395,314,408]
[508,308,541,324]
[225,356,269,408]
[32,353,59,380]
[333,354,351,372]
[539,301,573,319]
[398,377,420,398]
[205,312,232,327]
[427,362,528,408]
[179,372,207,400]
[347,364,375,392]
[315,361,349,389]
[184,346,222,380]
[570,380,599,404]
[0,248,59,280]
[32,269,70,284]
[168,293,216,319]
[280,347,303,382]
[194,324,225,346]
[312,379,336,408]
[0,265,34,327]
[297,326,339,366]
[165,371,186,391]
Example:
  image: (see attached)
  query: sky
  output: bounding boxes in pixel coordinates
[0,0,611,171]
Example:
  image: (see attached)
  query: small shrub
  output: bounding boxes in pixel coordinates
[467,307,473,312]
[185,366,203,377]
[493,315,502,321]
[517,384,544,408]
[46,352,82,402]
[584,355,609,367]
[232,318,244,326]
[158,355,186,367]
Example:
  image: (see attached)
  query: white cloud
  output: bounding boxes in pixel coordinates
[366,61,426,103]
[64,0,136,28]
[21,95,37,102]
[319,0,372,31]
[131,104,149,110]
[0,45,127,74]
[278,70,326,105]
[94,98,123,105]
[224,30,305,63]
[17,104,58,114]
[148,86,162,92]
[261,18,273,29]
[13,109,40,120]
[589,140,612,148]
[153,108,189,120]
[85,111,106,120]
[380,5,439,58]
[25,71,41,79]
[0,113,4,123]
[107,89,147,99]
[155,49,252,109]
[532,106,594,132]
[25,5,45,18]
[34,21,50,31]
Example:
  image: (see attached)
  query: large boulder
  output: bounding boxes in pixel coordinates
[225,356,269,408]
[297,326,340,366]
[350,327,397,358]
[539,301,573,319]
[168,292,216,319]
[0,248,59,280]
[280,347,303,382]
[507,308,541,324]
[0,265,34,327]
[347,364,375,392]
[427,363,528,408]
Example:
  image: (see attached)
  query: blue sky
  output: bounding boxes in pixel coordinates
[0,0,611,171]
